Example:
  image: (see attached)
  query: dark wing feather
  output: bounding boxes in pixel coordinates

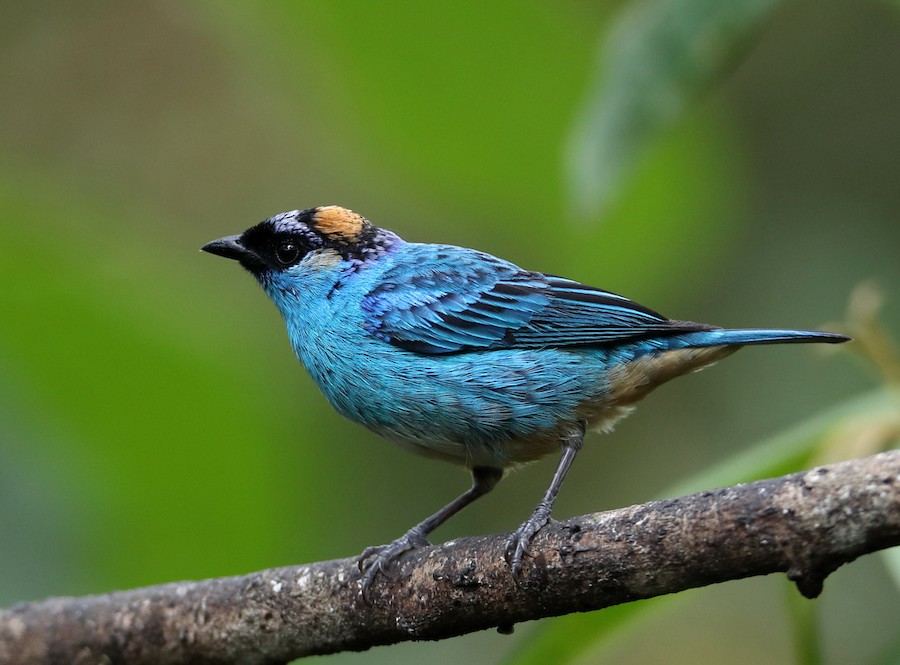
[362,245,712,355]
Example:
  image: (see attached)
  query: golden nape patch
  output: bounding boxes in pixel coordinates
[313,206,370,242]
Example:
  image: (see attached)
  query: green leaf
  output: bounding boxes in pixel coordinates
[566,0,782,217]
[663,388,898,497]
[872,628,900,665]
[882,547,900,594]
[501,599,676,665]
[784,578,822,665]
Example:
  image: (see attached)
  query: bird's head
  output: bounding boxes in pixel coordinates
[202,206,398,284]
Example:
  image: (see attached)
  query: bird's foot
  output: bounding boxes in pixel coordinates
[358,528,431,599]
[505,502,553,578]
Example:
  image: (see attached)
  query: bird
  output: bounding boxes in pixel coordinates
[202,205,850,593]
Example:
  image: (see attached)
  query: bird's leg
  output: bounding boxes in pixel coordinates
[358,465,503,595]
[506,421,585,577]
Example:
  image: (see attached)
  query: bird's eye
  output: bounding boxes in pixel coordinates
[274,240,301,266]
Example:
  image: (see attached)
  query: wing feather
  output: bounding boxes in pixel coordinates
[362,245,712,354]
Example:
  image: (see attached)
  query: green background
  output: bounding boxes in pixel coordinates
[1,1,898,663]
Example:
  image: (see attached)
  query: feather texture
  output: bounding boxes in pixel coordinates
[361,244,714,354]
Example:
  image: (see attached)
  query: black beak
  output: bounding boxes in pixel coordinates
[201,235,250,261]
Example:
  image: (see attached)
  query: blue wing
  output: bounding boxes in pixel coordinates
[361,244,712,354]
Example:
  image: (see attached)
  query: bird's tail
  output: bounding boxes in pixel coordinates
[670,328,850,349]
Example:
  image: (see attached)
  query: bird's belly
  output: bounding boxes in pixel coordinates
[297,339,618,467]
[296,335,732,469]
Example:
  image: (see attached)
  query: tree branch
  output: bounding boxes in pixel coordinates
[2,451,898,665]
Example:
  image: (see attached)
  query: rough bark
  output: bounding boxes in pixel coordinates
[1,450,898,665]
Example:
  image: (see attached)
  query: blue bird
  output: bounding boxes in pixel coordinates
[202,205,849,591]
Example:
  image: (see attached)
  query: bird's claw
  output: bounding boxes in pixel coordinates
[357,529,431,600]
[505,505,552,578]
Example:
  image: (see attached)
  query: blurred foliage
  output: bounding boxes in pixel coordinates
[1,1,899,665]
[566,0,781,216]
